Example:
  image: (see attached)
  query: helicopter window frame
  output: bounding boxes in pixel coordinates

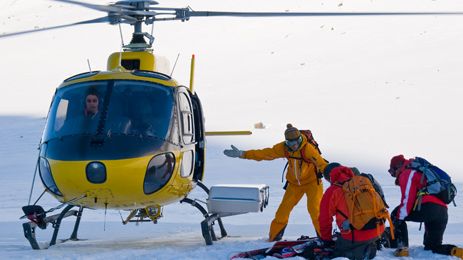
[143,152,176,195]
[42,80,178,160]
[63,71,100,82]
[178,90,195,144]
[180,150,195,178]
[54,98,69,132]
[132,70,172,81]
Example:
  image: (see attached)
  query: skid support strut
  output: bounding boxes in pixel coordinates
[22,205,84,249]
[180,181,227,245]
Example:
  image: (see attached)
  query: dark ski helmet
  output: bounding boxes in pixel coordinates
[323,162,341,182]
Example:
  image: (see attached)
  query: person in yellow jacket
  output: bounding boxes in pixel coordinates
[223,124,328,241]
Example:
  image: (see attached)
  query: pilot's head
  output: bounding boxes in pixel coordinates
[85,87,99,116]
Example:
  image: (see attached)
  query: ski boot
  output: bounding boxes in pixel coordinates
[393,247,409,257]
[268,225,287,242]
[452,247,463,259]
[381,226,397,248]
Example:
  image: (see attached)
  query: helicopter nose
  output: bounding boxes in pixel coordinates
[86,161,107,184]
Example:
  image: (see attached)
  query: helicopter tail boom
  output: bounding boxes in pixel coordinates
[205,131,252,136]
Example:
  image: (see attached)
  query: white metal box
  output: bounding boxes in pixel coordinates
[207,184,269,217]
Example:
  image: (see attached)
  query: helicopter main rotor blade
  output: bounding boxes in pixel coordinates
[0,17,109,39]
[186,11,463,18]
[56,0,159,17]
[54,0,126,13]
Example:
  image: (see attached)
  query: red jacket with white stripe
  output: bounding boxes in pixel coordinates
[395,159,447,220]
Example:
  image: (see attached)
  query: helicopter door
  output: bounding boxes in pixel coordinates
[178,90,195,178]
[190,92,205,182]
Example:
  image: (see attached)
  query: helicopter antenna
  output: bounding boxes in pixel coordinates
[118,23,125,47]
[170,53,180,77]
[117,23,125,69]
[150,22,155,39]
[87,58,92,71]
[27,155,40,205]
[32,190,47,206]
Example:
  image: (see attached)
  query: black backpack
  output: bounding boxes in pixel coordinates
[358,172,389,209]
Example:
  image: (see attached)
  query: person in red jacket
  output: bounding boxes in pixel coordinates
[389,155,463,258]
[318,163,384,260]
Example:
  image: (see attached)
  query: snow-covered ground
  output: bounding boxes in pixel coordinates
[1,0,463,259]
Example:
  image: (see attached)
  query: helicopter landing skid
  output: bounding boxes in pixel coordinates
[180,197,227,245]
[22,204,84,250]
[180,181,227,245]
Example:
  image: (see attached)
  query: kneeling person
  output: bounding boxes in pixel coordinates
[388,155,463,258]
[319,163,389,260]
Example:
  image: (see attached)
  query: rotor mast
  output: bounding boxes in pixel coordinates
[119,1,157,51]
[124,20,154,51]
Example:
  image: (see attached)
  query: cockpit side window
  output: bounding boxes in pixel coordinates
[178,92,195,144]
[54,99,69,131]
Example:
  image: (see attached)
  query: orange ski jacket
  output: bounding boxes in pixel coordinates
[242,135,327,186]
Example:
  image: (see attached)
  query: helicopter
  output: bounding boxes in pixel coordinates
[2,0,463,250]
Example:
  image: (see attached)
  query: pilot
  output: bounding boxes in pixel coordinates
[84,90,99,118]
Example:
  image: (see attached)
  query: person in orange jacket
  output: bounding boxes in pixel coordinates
[318,163,385,260]
[223,124,328,241]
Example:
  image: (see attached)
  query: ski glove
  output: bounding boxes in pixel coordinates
[223,145,244,158]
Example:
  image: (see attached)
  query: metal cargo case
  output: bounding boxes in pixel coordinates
[207,184,269,217]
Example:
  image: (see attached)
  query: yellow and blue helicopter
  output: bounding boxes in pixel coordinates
[2,0,462,250]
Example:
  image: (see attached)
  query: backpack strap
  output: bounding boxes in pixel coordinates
[300,129,322,155]
[281,162,289,183]
[301,146,323,184]
[336,209,348,219]
[284,143,322,184]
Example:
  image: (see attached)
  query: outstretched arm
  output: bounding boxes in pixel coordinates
[241,142,286,161]
[223,145,244,158]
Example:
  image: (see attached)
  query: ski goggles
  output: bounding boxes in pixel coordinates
[285,136,302,147]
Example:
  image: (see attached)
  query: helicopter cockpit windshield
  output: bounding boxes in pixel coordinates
[42,80,176,160]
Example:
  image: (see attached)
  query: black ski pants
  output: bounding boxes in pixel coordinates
[332,236,377,260]
[391,203,455,255]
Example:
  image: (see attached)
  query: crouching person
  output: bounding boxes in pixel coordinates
[388,155,463,258]
[317,163,390,260]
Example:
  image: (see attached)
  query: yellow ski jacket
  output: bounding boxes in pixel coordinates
[243,135,328,186]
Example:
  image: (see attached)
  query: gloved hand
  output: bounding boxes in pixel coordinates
[223,145,244,158]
